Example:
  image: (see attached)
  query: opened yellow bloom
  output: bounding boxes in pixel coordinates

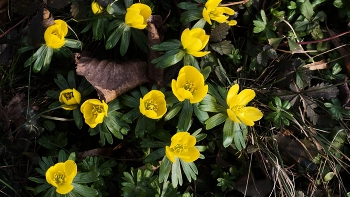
[44,19,68,49]
[45,160,77,194]
[59,88,81,110]
[80,99,108,128]
[166,132,200,163]
[139,90,167,119]
[172,66,208,104]
[125,3,151,29]
[91,1,103,14]
[181,28,210,57]
[202,0,237,26]
[226,84,263,126]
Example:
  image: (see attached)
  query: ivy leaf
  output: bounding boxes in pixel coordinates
[210,23,230,42]
[304,82,339,100]
[210,40,234,55]
[299,0,314,20]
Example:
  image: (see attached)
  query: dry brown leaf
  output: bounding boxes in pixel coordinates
[304,59,328,70]
[75,53,149,103]
[147,15,165,87]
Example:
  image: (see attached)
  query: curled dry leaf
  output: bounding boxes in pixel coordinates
[304,59,328,70]
[147,15,165,87]
[75,53,149,103]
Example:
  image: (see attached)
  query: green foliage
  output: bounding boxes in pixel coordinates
[324,98,350,120]
[121,168,158,197]
[265,97,294,129]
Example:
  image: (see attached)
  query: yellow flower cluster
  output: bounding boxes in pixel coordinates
[45,160,77,194]
[202,0,237,26]
[125,3,152,29]
[172,66,208,104]
[226,84,263,126]
[139,90,167,119]
[59,88,81,110]
[91,1,103,15]
[80,99,108,128]
[44,20,68,49]
[181,28,210,57]
[165,132,200,163]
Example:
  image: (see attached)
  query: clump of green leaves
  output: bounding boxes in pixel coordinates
[265,97,294,129]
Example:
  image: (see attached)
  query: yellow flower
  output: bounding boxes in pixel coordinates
[44,20,68,49]
[80,99,108,128]
[45,160,77,194]
[139,90,167,119]
[165,132,200,163]
[202,0,237,26]
[172,66,208,103]
[226,84,263,126]
[181,28,210,57]
[125,3,152,29]
[91,1,103,14]
[59,88,81,110]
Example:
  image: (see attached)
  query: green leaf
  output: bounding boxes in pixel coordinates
[24,45,46,68]
[32,45,48,73]
[180,10,203,25]
[183,53,199,68]
[55,73,70,90]
[180,159,197,183]
[205,113,227,130]
[122,108,141,123]
[64,39,82,49]
[135,115,147,138]
[28,177,46,184]
[178,100,193,131]
[120,94,139,108]
[210,40,234,55]
[40,46,53,74]
[73,172,99,183]
[58,150,67,162]
[177,2,199,10]
[120,26,131,56]
[72,183,98,196]
[223,118,234,148]
[67,70,76,88]
[299,0,314,20]
[268,37,283,49]
[152,49,186,68]
[73,108,83,129]
[152,40,182,51]
[164,102,183,121]
[144,148,166,163]
[131,28,148,53]
[288,38,304,53]
[107,0,126,14]
[124,0,133,8]
[159,156,172,183]
[105,111,127,139]
[193,103,209,123]
[171,157,183,187]
[233,123,247,151]
[106,22,127,50]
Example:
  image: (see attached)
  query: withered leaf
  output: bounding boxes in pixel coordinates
[147,15,165,87]
[235,175,273,197]
[75,53,149,103]
[13,1,41,16]
[4,93,27,129]
[46,0,70,9]
[210,23,230,42]
[210,40,234,55]
[302,95,319,125]
[70,1,88,20]
[304,82,339,100]
[26,8,54,47]
[304,59,328,70]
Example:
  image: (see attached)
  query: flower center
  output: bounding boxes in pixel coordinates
[92,105,104,115]
[231,105,245,112]
[53,171,67,186]
[145,99,158,112]
[184,80,196,93]
[173,143,188,154]
[63,92,74,101]
[209,9,225,19]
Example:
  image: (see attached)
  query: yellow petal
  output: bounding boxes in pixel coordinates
[180,28,191,49]
[237,89,255,105]
[45,166,57,187]
[177,88,194,100]
[212,15,229,23]
[227,84,239,105]
[72,88,81,104]
[191,84,208,103]
[217,7,235,15]
[139,98,146,115]
[227,20,237,26]
[202,8,212,25]
[64,160,77,180]
[165,146,176,163]
[241,107,263,125]
[177,147,200,162]
[188,51,210,57]
[227,108,241,124]
[205,0,221,9]
[56,184,74,194]
[172,79,185,102]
